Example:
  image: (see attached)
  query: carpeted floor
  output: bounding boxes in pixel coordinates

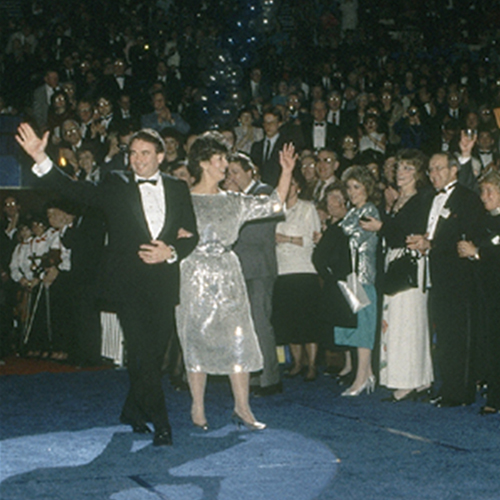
[1,363,499,500]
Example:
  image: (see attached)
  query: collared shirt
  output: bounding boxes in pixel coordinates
[313,176,335,203]
[264,133,279,161]
[134,172,165,240]
[313,121,327,150]
[327,110,339,125]
[426,181,457,240]
[243,179,257,194]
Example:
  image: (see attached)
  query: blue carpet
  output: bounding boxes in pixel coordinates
[1,370,499,499]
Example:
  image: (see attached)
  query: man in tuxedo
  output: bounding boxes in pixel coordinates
[16,123,199,446]
[250,108,291,187]
[227,152,282,397]
[302,99,338,152]
[407,153,485,407]
[100,58,137,104]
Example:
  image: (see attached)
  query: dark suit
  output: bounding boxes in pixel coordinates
[250,133,289,188]
[312,220,356,331]
[37,166,199,432]
[426,184,485,404]
[233,181,281,388]
[301,120,338,152]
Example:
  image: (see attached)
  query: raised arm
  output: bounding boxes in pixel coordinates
[276,143,297,204]
[15,123,50,165]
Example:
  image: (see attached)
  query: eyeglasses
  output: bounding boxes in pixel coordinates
[427,165,450,174]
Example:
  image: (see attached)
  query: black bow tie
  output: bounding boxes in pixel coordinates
[137,178,158,185]
[479,150,492,155]
[436,182,456,195]
[315,122,325,127]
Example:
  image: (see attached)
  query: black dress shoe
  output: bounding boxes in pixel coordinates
[335,372,354,386]
[432,396,464,408]
[153,428,173,446]
[479,405,498,416]
[381,390,417,403]
[252,382,283,397]
[132,422,152,434]
[120,416,152,434]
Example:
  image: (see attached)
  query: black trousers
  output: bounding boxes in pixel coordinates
[429,284,477,405]
[116,300,174,432]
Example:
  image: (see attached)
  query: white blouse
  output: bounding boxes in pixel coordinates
[276,199,321,275]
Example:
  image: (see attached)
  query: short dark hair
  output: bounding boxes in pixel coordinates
[227,151,257,175]
[129,128,166,154]
[187,131,229,184]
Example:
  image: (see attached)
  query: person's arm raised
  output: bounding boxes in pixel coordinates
[15,123,50,166]
[276,143,297,204]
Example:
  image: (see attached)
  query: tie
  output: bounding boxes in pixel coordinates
[264,139,271,161]
[315,122,325,127]
[137,179,158,185]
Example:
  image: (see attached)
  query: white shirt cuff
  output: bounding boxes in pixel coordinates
[458,155,471,164]
[33,157,53,177]
[166,245,178,264]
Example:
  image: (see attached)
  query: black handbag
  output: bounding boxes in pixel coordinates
[382,250,418,296]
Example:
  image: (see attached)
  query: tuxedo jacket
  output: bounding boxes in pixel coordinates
[233,181,280,280]
[426,184,485,290]
[39,166,199,307]
[301,120,339,151]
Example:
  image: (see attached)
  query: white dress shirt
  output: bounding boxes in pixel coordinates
[426,182,456,241]
[134,172,165,239]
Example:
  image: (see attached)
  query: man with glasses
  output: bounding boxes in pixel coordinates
[407,153,485,407]
[312,148,340,204]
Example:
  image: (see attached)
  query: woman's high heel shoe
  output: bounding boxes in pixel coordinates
[231,412,266,431]
[193,421,209,431]
[341,375,376,397]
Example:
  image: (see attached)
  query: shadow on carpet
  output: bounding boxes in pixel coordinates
[1,370,499,500]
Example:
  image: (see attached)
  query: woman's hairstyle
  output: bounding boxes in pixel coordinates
[324,180,348,204]
[395,149,428,188]
[50,90,68,108]
[479,169,500,192]
[292,164,308,199]
[227,151,257,176]
[341,165,380,205]
[187,131,229,184]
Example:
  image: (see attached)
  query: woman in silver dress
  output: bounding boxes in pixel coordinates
[334,166,380,396]
[176,131,296,431]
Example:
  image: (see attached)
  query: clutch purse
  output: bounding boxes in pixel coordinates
[383,249,418,296]
[337,243,371,313]
[337,272,371,313]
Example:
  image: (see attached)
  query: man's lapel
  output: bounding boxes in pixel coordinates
[158,174,172,240]
[126,171,153,239]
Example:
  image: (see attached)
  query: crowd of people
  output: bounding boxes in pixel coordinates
[2,0,500,444]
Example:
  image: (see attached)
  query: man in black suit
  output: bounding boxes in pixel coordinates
[16,123,199,446]
[250,108,291,187]
[407,153,485,407]
[227,152,282,397]
[302,99,338,152]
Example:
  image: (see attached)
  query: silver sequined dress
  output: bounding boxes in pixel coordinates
[176,190,283,374]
